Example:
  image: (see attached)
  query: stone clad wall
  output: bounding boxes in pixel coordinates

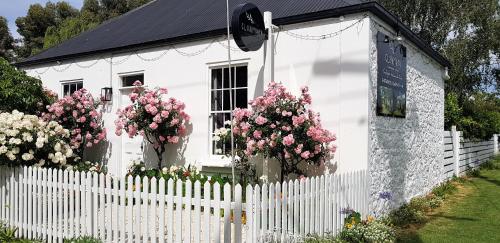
[368,19,445,214]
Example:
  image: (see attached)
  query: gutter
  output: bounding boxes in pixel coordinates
[14,2,451,68]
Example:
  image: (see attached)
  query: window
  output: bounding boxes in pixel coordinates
[122,74,144,87]
[62,80,83,97]
[210,65,248,155]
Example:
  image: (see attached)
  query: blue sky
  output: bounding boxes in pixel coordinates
[0,0,84,39]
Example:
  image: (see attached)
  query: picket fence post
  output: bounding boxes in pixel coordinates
[451,126,461,176]
[494,134,499,155]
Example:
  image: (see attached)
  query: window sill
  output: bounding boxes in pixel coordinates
[118,85,148,91]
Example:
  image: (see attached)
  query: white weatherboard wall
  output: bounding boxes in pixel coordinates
[23,14,370,177]
[367,18,445,214]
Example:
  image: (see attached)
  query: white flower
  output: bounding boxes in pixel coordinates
[54,143,61,152]
[162,167,169,174]
[215,148,222,154]
[21,153,34,161]
[11,147,20,154]
[0,146,7,154]
[140,167,146,172]
[224,120,232,126]
[212,135,221,142]
[219,128,228,136]
[36,159,45,167]
[170,166,178,173]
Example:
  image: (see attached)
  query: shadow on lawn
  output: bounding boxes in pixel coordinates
[476,175,500,187]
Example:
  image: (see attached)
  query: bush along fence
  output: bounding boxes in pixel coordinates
[443,126,499,180]
[0,166,368,243]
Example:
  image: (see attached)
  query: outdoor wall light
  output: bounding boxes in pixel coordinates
[101,87,113,101]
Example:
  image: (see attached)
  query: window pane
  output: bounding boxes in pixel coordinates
[212,113,227,131]
[211,69,222,89]
[211,90,222,111]
[223,90,231,110]
[236,66,247,87]
[63,84,69,97]
[223,68,229,89]
[235,89,247,108]
[122,74,144,87]
[70,83,77,93]
[76,82,83,91]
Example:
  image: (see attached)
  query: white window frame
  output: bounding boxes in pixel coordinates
[207,61,249,165]
[60,79,83,97]
[118,71,145,91]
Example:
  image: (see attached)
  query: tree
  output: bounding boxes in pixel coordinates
[376,0,500,139]
[215,82,337,181]
[15,2,78,58]
[115,81,190,168]
[43,0,151,50]
[0,17,15,62]
[0,57,56,114]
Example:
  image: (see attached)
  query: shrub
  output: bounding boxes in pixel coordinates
[0,58,55,114]
[431,181,457,199]
[70,160,107,173]
[387,201,426,227]
[63,236,102,243]
[0,110,74,167]
[44,88,106,160]
[214,82,336,180]
[127,160,207,183]
[340,221,396,243]
[115,81,190,168]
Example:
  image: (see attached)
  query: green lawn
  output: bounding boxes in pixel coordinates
[400,156,500,243]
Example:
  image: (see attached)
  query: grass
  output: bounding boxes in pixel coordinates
[398,156,500,243]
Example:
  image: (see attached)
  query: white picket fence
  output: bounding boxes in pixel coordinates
[0,166,368,242]
[443,126,499,180]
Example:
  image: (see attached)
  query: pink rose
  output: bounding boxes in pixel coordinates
[253,130,262,139]
[149,122,158,130]
[301,151,311,159]
[282,134,295,146]
[255,115,268,125]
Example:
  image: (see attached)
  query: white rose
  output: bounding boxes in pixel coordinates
[0,146,7,154]
[11,147,20,154]
[140,167,146,172]
[162,167,169,174]
[212,135,221,142]
[54,143,61,152]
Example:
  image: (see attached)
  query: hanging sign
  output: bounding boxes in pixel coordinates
[231,2,266,52]
[376,32,407,118]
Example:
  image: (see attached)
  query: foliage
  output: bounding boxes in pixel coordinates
[115,81,190,168]
[340,220,396,243]
[15,2,79,58]
[376,0,500,139]
[0,17,15,62]
[64,236,102,243]
[431,180,457,199]
[44,88,106,159]
[214,82,336,180]
[70,160,107,174]
[0,221,42,242]
[0,58,56,114]
[0,110,74,167]
[44,16,99,49]
[42,0,151,50]
[445,91,500,140]
[126,160,207,183]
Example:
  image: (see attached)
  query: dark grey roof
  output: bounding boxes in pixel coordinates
[16,0,450,67]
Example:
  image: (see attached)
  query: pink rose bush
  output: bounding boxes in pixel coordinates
[115,81,190,168]
[44,88,106,160]
[214,82,336,180]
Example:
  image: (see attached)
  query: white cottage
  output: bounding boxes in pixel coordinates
[17,0,449,211]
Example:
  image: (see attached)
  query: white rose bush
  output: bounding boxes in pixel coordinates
[0,110,73,167]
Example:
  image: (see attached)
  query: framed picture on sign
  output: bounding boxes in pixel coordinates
[376,32,407,118]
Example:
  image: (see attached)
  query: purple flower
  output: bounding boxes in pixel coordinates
[379,191,392,200]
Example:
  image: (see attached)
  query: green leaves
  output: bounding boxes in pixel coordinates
[0,58,54,114]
